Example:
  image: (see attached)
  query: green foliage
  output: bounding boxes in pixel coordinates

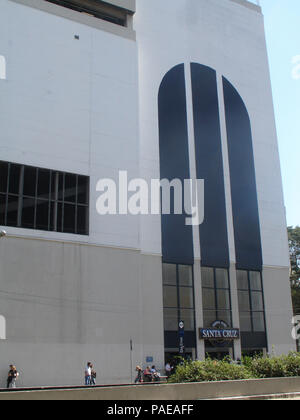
[291,287,300,315]
[288,226,300,314]
[168,358,252,383]
[167,353,300,383]
[248,352,300,379]
[288,226,300,286]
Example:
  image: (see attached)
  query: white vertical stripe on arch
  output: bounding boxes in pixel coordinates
[184,62,206,360]
[216,72,236,266]
[184,62,201,262]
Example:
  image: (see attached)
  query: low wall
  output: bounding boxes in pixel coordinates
[1,377,300,400]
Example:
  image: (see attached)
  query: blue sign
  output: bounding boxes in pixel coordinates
[146,357,153,363]
[179,320,185,354]
[199,320,240,348]
[199,328,239,340]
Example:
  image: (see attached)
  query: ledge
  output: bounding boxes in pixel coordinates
[9,0,136,40]
[230,0,262,13]
[1,377,300,400]
[102,0,135,14]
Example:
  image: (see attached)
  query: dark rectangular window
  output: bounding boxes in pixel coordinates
[0,160,89,235]
[163,264,195,332]
[9,164,21,195]
[77,205,89,235]
[0,162,8,193]
[63,203,76,233]
[178,264,193,286]
[36,200,50,231]
[163,286,178,308]
[22,197,36,229]
[37,169,51,199]
[45,0,129,27]
[23,166,37,197]
[162,264,177,286]
[64,173,77,204]
[7,195,18,226]
[237,270,266,333]
[78,175,89,205]
[0,194,6,225]
[202,267,232,328]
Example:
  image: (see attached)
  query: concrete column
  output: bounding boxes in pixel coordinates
[230,264,242,360]
[263,266,296,355]
[184,62,205,361]
[217,72,242,360]
[194,260,205,360]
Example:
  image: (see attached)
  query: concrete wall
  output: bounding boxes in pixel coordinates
[0,0,166,388]
[0,236,164,388]
[1,377,300,400]
[8,0,136,39]
[263,267,295,354]
[0,0,139,249]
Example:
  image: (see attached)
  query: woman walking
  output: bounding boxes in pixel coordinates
[90,364,97,386]
[134,366,143,384]
[7,365,19,389]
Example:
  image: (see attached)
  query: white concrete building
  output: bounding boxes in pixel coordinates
[0,0,295,387]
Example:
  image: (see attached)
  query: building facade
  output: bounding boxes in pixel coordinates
[0,0,295,387]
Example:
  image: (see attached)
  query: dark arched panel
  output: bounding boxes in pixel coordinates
[158,64,194,264]
[223,77,262,271]
[191,63,229,268]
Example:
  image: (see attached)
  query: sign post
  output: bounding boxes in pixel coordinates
[179,320,185,356]
[130,339,133,383]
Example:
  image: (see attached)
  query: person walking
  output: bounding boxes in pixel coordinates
[90,364,97,386]
[7,365,14,389]
[165,362,172,378]
[134,366,143,384]
[85,362,92,386]
[7,365,19,389]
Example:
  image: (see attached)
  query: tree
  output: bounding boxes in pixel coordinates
[288,226,300,314]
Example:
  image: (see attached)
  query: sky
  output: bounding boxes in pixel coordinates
[260,0,300,227]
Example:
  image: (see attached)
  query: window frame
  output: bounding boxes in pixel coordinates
[237,270,266,333]
[163,263,196,332]
[45,0,129,27]
[202,267,233,328]
[0,160,89,236]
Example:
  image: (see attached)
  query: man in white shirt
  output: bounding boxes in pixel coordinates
[165,362,172,378]
[85,362,92,386]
